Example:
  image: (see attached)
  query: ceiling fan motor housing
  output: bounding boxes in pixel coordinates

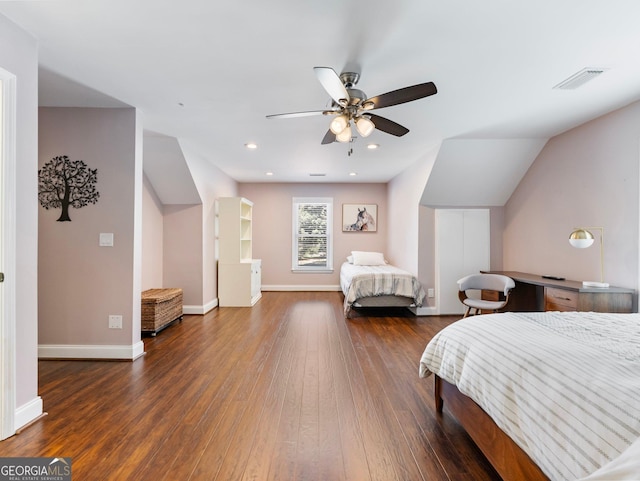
[340,72,360,88]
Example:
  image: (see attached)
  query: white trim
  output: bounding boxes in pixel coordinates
[183,298,218,315]
[15,397,43,432]
[0,69,17,440]
[408,306,439,316]
[38,342,146,361]
[262,284,342,292]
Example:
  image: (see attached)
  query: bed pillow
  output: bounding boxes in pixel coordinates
[351,251,386,266]
[347,255,354,264]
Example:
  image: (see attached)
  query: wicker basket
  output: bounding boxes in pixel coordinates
[141,288,183,335]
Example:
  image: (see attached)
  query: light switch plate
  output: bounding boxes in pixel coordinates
[99,233,114,247]
[108,315,122,329]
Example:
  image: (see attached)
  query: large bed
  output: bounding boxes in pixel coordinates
[340,252,425,317]
[419,311,640,481]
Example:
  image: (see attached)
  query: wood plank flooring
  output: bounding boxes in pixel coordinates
[0,291,500,481]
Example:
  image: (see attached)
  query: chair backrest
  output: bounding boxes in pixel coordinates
[457,274,515,296]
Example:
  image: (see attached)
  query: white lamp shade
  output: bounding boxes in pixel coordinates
[329,115,349,135]
[336,124,352,143]
[569,229,595,249]
[569,238,594,248]
[355,117,375,137]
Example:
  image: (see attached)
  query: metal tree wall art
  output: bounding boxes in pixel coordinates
[38,155,100,222]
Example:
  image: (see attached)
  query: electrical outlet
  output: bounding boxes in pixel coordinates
[108,315,123,329]
[427,288,435,298]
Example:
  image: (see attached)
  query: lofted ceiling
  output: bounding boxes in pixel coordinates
[2,0,640,188]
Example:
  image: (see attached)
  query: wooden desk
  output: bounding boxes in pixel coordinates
[482,271,635,313]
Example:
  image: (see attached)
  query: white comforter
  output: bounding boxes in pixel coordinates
[340,262,425,315]
[419,311,640,481]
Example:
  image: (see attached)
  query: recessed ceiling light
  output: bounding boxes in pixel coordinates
[245,142,258,149]
[367,143,379,150]
[349,172,357,176]
[266,172,274,176]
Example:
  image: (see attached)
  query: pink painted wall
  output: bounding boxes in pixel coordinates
[163,204,203,306]
[38,107,140,345]
[238,183,387,287]
[1,14,39,421]
[504,100,640,292]
[180,142,237,307]
[141,174,164,290]
[388,146,440,277]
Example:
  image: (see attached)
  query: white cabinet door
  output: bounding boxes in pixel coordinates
[435,209,490,315]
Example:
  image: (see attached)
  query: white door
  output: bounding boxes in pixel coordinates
[0,70,17,440]
[435,209,490,314]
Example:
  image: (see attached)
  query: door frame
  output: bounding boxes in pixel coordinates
[0,67,17,440]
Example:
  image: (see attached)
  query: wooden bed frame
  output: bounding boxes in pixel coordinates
[435,375,550,481]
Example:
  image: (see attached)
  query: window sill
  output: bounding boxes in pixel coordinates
[291,268,334,274]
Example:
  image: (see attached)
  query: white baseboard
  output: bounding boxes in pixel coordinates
[38,341,145,361]
[408,306,439,316]
[261,285,341,292]
[183,298,218,315]
[15,396,43,431]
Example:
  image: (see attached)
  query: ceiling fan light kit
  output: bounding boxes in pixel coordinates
[336,124,352,143]
[330,114,349,135]
[267,66,437,144]
[355,117,375,137]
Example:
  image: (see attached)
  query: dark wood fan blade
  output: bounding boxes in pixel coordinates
[365,82,437,110]
[321,130,336,144]
[266,110,330,119]
[368,114,409,137]
[314,67,350,105]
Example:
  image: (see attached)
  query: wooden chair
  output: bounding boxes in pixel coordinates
[457,274,515,318]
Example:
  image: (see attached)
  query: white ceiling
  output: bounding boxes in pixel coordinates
[2,0,640,188]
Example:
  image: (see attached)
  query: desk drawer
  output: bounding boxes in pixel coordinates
[545,287,578,311]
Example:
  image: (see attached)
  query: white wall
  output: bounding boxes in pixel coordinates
[0,13,40,429]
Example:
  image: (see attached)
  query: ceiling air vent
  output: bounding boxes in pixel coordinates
[309,173,326,177]
[553,68,607,90]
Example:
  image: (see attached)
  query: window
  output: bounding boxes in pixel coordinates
[292,197,333,272]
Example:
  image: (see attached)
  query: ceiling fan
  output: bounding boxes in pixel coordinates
[266,67,437,144]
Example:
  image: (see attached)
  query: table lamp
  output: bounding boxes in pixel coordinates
[568,227,609,288]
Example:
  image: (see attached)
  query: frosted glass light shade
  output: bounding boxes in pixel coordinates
[329,115,349,135]
[355,117,375,137]
[336,124,352,143]
[569,229,595,248]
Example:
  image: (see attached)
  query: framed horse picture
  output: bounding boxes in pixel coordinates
[342,204,377,232]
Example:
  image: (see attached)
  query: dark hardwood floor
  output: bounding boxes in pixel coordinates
[0,291,500,481]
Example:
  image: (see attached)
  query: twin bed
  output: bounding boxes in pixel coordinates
[339,251,426,317]
[420,311,640,481]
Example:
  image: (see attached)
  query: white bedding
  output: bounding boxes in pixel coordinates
[419,311,640,481]
[340,262,425,316]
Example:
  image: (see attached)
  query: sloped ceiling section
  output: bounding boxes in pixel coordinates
[143,134,202,205]
[420,138,548,207]
[39,67,131,108]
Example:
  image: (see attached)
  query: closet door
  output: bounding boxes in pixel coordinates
[435,209,490,314]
